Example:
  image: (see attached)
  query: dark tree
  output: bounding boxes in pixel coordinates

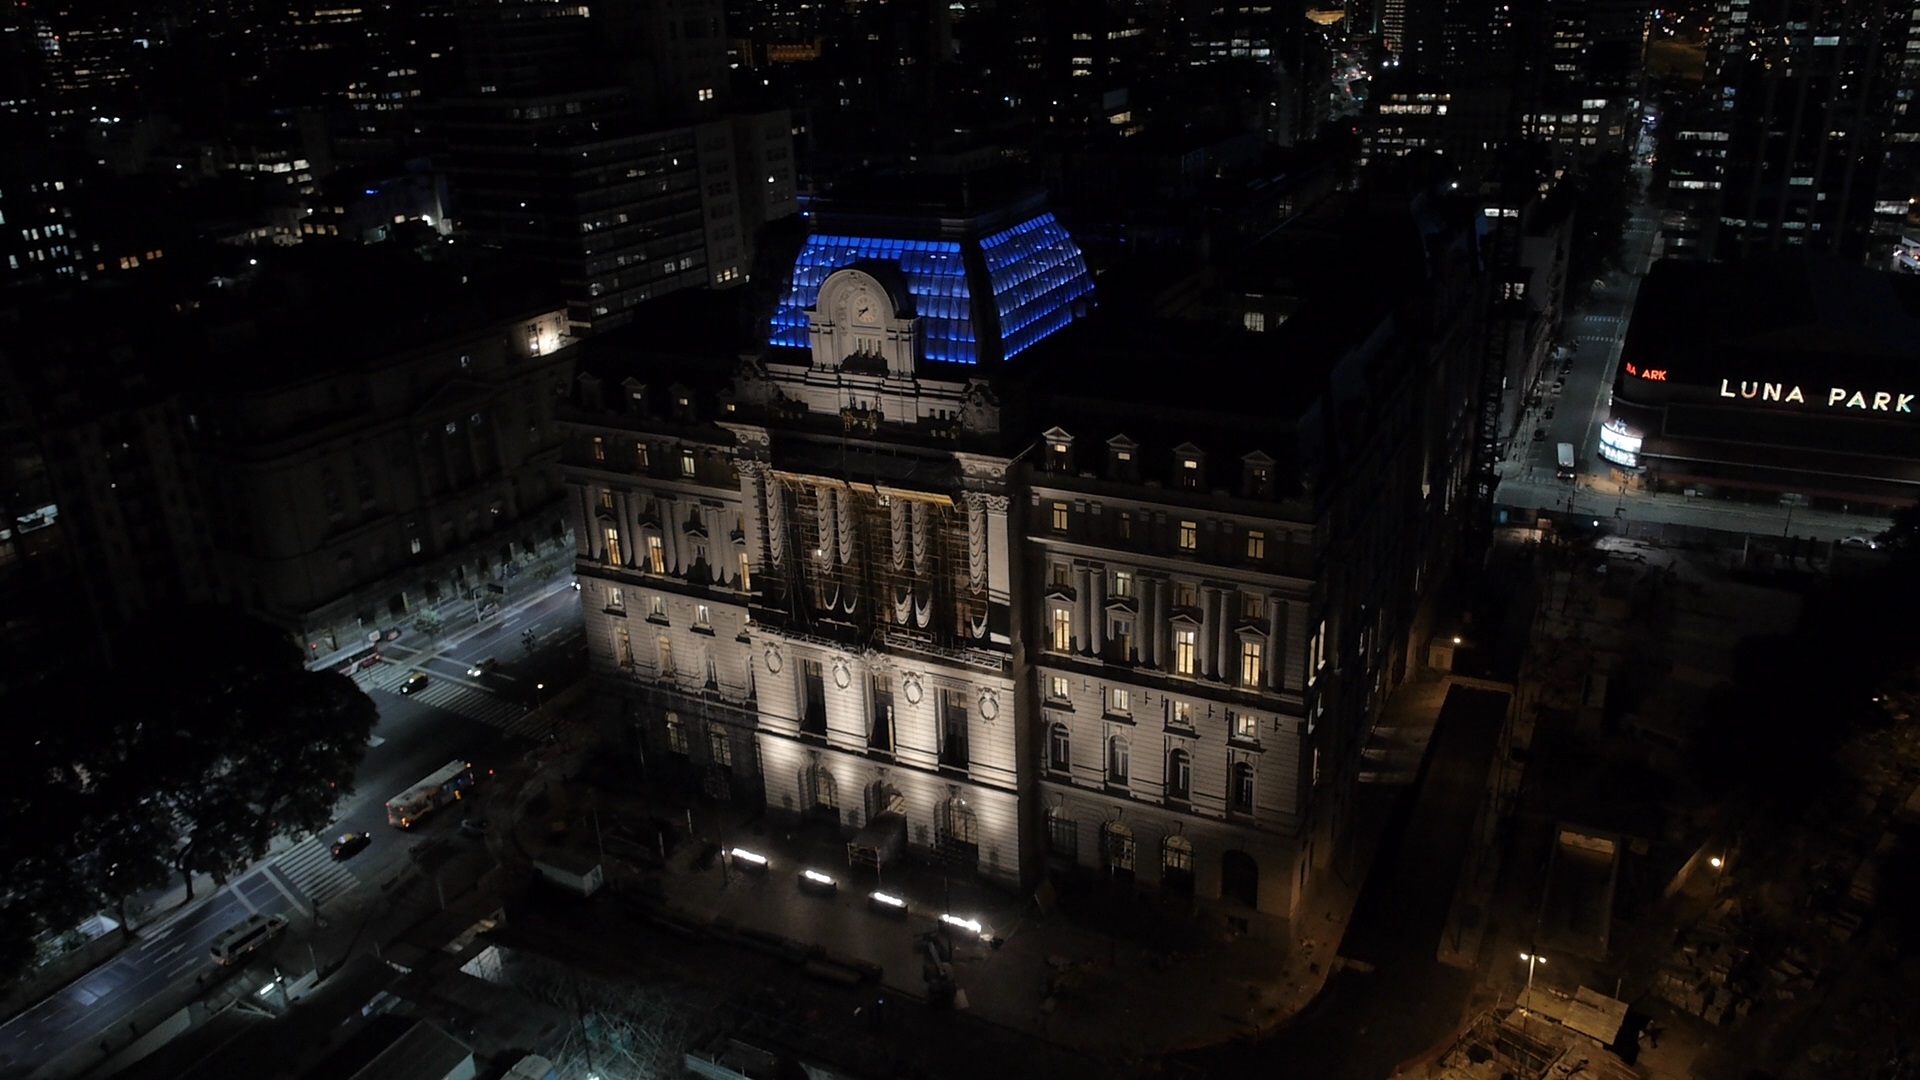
[0,682,173,982]
[115,608,377,898]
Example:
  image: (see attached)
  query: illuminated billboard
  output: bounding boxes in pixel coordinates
[1598,420,1642,468]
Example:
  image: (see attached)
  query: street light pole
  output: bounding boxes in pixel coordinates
[1519,951,1546,1024]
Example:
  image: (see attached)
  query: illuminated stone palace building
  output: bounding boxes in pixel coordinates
[562,179,1483,920]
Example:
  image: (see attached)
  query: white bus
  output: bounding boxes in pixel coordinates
[385,759,476,829]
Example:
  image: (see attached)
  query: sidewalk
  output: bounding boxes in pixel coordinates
[531,666,1459,1068]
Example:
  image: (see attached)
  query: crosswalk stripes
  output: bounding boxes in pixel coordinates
[380,675,555,740]
[273,834,361,907]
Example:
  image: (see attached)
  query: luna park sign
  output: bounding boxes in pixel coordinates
[1718,380,1917,414]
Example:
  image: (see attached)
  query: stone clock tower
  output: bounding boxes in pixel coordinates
[806,266,919,376]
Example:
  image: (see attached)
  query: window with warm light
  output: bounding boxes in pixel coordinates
[1051,502,1069,531]
[1051,608,1072,652]
[603,527,623,565]
[680,451,696,477]
[1247,530,1266,559]
[647,535,665,573]
[1178,520,1198,550]
[592,436,606,461]
[1240,640,1264,688]
[1174,629,1196,676]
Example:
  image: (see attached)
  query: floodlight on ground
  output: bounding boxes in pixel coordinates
[869,890,908,915]
[940,913,985,936]
[800,869,837,894]
[730,847,768,868]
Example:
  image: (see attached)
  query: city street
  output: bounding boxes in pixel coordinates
[1497,162,1896,544]
[0,582,583,1079]
[1182,684,1510,1079]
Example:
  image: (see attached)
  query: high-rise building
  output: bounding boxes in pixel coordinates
[1663,0,1904,263]
[439,0,795,333]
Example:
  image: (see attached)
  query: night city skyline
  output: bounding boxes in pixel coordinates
[5,2,1920,1079]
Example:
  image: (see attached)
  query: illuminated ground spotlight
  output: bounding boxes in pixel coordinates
[799,869,837,895]
[868,890,909,916]
[729,847,768,872]
[939,913,986,938]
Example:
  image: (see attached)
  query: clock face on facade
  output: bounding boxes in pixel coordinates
[852,288,879,325]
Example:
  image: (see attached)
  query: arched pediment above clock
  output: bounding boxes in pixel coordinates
[806,266,921,376]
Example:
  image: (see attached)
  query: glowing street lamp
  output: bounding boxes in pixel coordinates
[1519,951,1547,1013]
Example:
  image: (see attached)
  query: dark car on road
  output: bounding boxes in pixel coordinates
[331,832,371,860]
[399,672,429,694]
[466,658,501,677]
[459,817,491,838]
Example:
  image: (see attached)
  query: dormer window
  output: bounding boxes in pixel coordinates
[1043,427,1074,473]
[1107,434,1139,482]
[1173,443,1205,490]
[1243,452,1276,498]
[670,385,696,422]
[622,378,648,414]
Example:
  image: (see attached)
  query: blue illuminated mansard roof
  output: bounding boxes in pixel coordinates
[768,211,1095,365]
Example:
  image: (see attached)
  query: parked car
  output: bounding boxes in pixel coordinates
[466,658,500,677]
[400,672,429,694]
[459,817,491,838]
[1840,536,1880,549]
[331,832,372,860]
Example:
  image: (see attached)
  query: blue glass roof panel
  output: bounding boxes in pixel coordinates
[979,213,1096,359]
[769,234,978,364]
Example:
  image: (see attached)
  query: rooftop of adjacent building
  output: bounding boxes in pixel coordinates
[1624,253,1920,382]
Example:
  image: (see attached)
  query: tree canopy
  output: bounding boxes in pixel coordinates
[0,607,376,983]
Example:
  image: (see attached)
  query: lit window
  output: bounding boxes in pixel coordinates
[600,489,615,510]
[1112,570,1133,598]
[635,442,650,468]
[592,436,606,461]
[647,535,665,573]
[1108,687,1130,714]
[1049,674,1070,700]
[1171,700,1193,727]
[1240,640,1264,689]
[607,586,624,611]
[1244,311,1265,332]
[649,594,666,618]
[604,527,624,565]
[1235,710,1259,740]
[1174,629,1196,676]
[1051,608,1072,652]
[738,552,753,593]
[696,603,711,627]
[1247,530,1266,559]
[680,451,696,477]
[1178,521,1198,551]
[1052,502,1069,531]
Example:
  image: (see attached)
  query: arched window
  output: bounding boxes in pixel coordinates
[1166,749,1191,801]
[1108,735,1130,786]
[1101,819,1135,873]
[1161,834,1195,894]
[1230,761,1255,813]
[1048,723,1071,772]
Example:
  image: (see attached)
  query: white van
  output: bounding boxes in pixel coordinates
[209,913,288,966]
